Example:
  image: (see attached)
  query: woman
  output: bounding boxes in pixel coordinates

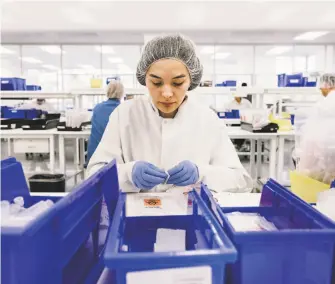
[87,80,124,162]
[88,34,252,193]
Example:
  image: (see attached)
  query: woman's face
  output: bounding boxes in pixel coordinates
[145,59,191,118]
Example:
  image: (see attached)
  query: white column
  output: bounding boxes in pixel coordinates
[325,45,334,72]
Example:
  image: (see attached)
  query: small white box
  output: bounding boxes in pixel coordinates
[13,138,49,153]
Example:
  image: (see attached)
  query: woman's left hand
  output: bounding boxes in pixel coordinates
[167,160,199,186]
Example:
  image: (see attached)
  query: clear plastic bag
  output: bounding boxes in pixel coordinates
[297,95,335,184]
[226,212,277,232]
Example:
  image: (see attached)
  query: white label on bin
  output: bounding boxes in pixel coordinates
[127,266,212,284]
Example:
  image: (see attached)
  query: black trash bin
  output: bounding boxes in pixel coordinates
[29,174,65,192]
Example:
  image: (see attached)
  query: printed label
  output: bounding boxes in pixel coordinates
[144,198,162,208]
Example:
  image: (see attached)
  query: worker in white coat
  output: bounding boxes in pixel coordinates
[87,34,252,193]
[19,99,56,113]
[293,73,335,167]
[225,83,252,111]
[320,73,335,98]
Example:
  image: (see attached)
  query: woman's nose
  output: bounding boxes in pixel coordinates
[162,85,173,99]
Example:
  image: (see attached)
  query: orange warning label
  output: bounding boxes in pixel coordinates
[144,198,162,207]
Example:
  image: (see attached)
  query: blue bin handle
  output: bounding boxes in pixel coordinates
[191,189,237,257]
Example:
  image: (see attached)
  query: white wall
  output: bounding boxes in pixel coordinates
[1,43,334,110]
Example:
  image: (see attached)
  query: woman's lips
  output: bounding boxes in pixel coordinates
[160,102,175,106]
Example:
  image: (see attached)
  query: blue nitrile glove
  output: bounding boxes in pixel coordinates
[167,161,199,186]
[132,161,168,190]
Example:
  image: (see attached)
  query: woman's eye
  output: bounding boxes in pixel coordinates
[152,81,163,87]
[173,82,184,87]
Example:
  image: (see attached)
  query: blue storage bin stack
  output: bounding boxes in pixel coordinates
[0,77,26,90]
[103,190,237,284]
[1,158,119,284]
[278,73,304,87]
[201,180,335,284]
[26,85,42,91]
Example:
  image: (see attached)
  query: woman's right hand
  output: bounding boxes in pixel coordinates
[132,161,168,190]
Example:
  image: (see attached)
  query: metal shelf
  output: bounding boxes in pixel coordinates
[0,91,73,99]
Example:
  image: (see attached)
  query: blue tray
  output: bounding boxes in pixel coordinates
[201,180,335,284]
[103,190,237,284]
[1,158,119,284]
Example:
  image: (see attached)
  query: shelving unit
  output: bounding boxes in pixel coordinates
[0,87,322,111]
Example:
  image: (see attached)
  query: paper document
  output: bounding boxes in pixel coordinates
[126,192,188,217]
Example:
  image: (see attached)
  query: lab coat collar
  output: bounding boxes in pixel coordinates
[149,96,189,119]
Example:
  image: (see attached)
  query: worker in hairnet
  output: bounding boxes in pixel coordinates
[225,83,252,111]
[320,73,335,98]
[19,98,56,113]
[293,73,335,168]
[87,80,124,162]
[88,34,252,193]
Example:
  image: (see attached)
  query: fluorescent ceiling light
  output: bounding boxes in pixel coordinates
[108,57,123,63]
[200,46,220,54]
[40,46,64,54]
[211,52,231,60]
[266,46,292,55]
[42,64,59,70]
[96,46,115,54]
[0,46,15,54]
[21,57,42,64]
[294,31,329,41]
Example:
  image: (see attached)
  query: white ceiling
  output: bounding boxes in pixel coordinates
[2,1,335,44]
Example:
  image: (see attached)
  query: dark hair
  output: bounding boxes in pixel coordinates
[241,82,247,87]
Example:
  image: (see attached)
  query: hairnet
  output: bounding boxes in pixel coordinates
[136,34,203,91]
[320,73,335,88]
[107,80,124,99]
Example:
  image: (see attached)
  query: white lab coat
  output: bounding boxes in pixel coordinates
[225,99,252,110]
[87,96,252,193]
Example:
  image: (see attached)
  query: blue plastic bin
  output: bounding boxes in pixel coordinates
[1,77,26,90]
[0,106,12,118]
[302,77,317,87]
[106,77,120,85]
[225,111,234,118]
[201,180,335,284]
[218,112,226,118]
[3,108,41,119]
[215,82,226,87]
[306,81,317,87]
[26,85,42,91]
[103,190,237,284]
[232,109,240,118]
[3,109,27,119]
[225,80,237,87]
[278,73,303,87]
[1,158,119,284]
